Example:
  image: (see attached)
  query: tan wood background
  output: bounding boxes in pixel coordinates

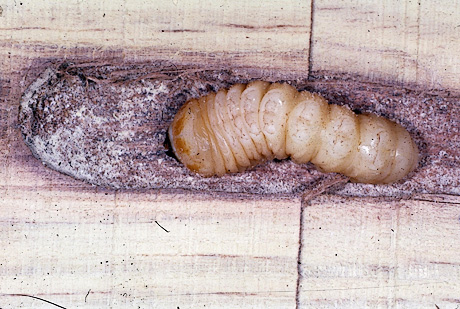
[1,0,460,308]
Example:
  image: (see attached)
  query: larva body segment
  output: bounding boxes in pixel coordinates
[198,94,227,176]
[311,104,358,173]
[240,81,272,158]
[227,84,261,163]
[205,92,239,174]
[168,82,419,184]
[213,88,251,170]
[259,83,298,159]
[286,92,329,164]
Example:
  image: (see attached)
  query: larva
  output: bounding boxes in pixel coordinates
[168,82,419,184]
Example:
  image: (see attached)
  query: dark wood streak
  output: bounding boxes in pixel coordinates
[5,294,67,309]
[85,289,91,303]
[160,29,206,33]
[155,220,170,233]
[222,23,306,30]
[411,198,460,205]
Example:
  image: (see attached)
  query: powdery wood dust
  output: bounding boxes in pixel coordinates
[18,61,460,198]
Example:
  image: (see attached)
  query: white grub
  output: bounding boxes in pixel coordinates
[169,82,419,184]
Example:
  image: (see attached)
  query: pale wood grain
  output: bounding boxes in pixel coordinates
[299,194,460,308]
[416,1,460,90]
[1,1,308,308]
[1,0,460,308]
[0,188,300,308]
[311,0,460,90]
[0,0,311,74]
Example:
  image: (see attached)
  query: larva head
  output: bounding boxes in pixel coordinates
[168,99,215,176]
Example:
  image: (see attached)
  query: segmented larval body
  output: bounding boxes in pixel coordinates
[168,81,418,184]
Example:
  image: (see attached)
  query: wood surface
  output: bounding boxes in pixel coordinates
[1,0,460,308]
[311,0,460,90]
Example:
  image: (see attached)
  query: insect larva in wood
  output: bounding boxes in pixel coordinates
[168,81,419,184]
